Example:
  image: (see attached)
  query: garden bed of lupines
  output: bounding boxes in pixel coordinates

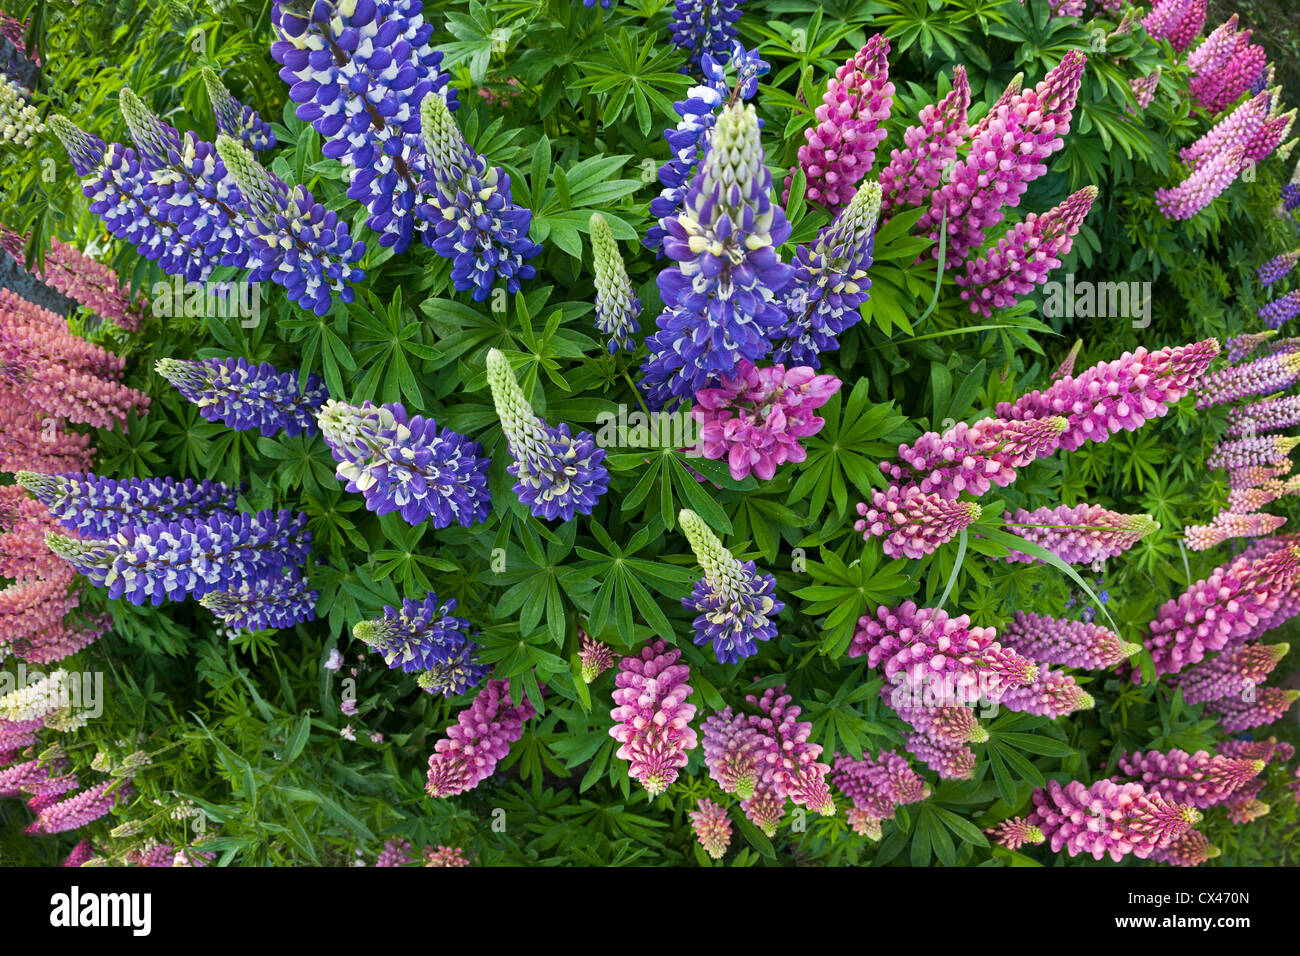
[0,0,1298,867]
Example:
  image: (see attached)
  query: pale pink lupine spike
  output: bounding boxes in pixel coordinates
[987,817,1045,851]
[608,640,697,796]
[1002,502,1158,566]
[745,685,834,815]
[689,797,732,859]
[999,611,1139,669]
[1185,511,1287,551]
[1151,829,1220,867]
[854,487,981,559]
[1117,748,1265,808]
[1026,778,1197,862]
[426,679,535,798]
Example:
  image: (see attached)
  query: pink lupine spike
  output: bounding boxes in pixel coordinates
[739,776,786,836]
[1225,478,1300,513]
[903,734,975,780]
[745,685,834,815]
[1173,642,1289,704]
[0,756,67,797]
[997,666,1094,718]
[1206,686,1300,732]
[845,808,883,839]
[1228,462,1293,489]
[376,838,415,866]
[1180,92,1270,169]
[1002,503,1158,566]
[1192,32,1269,114]
[1207,434,1300,471]
[1227,392,1300,436]
[426,679,535,798]
[608,640,697,796]
[878,65,970,219]
[970,73,1023,141]
[701,707,762,799]
[987,817,1045,851]
[1224,796,1270,824]
[831,749,929,827]
[1116,748,1265,808]
[854,487,980,559]
[578,631,614,684]
[1026,778,1197,861]
[1156,145,1246,220]
[0,230,147,331]
[958,186,1098,318]
[27,779,131,835]
[999,339,1220,451]
[423,845,469,867]
[1129,71,1160,111]
[998,611,1140,669]
[1188,16,1241,74]
[1151,829,1220,867]
[886,693,987,746]
[0,717,44,753]
[786,35,895,211]
[1051,340,1084,382]
[1185,511,1287,550]
[1159,0,1208,53]
[689,798,732,859]
[1218,735,1294,764]
[887,415,1068,500]
[61,839,94,867]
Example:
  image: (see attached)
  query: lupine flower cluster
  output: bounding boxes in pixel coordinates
[1185,509,1287,550]
[588,213,641,353]
[640,102,792,409]
[1199,351,1300,408]
[1207,434,1300,471]
[1206,687,1300,732]
[1002,503,1158,566]
[0,230,147,331]
[1260,290,1300,330]
[997,666,1094,718]
[1226,392,1300,436]
[1171,642,1289,704]
[1156,145,1246,221]
[16,472,238,538]
[786,36,894,211]
[745,685,835,815]
[689,798,732,859]
[678,508,782,664]
[1226,476,1300,513]
[352,593,486,697]
[1144,0,1207,52]
[830,749,929,840]
[202,68,275,152]
[668,0,744,73]
[1224,329,1278,365]
[854,488,981,560]
[999,611,1139,669]
[1188,17,1269,114]
[26,780,132,835]
[609,640,697,796]
[1116,748,1264,809]
[157,357,326,438]
[1129,70,1161,112]
[691,361,840,480]
[878,66,969,220]
[1258,249,1300,287]
[316,399,491,528]
[426,679,535,797]
[578,632,614,684]
[0,73,40,147]
[1151,828,1220,867]
[486,348,608,521]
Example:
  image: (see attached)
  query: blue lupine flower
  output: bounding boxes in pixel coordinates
[270,0,454,253]
[486,348,609,521]
[215,135,367,315]
[156,356,328,437]
[46,509,312,606]
[203,68,276,152]
[353,592,474,673]
[417,92,541,301]
[771,180,881,367]
[200,569,318,631]
[1283,183,1300,212]
[669,0,745,73]
[639,102,793,409]
[316,399,492,528]
[589,212,641,352]
[417,640,490,698]
[679,508,782,664]
[16,472,239,538]
[50,116,215,281]
[1250,67,1270,97]
[645,42,768,253]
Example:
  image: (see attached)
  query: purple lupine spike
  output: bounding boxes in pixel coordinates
[1224,329,1278,364]
[739,775,785,836]
[692,362,841,481]
[376,838,415,867]
[831,749,929,839]
[957,186,1098,318]
[353,591,477,673]
[27,780,132,835]
[1117,748,1265,808]
[689,798,732,859]
[1260,290,1300,330]
[919,51,1086,267]
[486,349,608,521]
[854,487,981,559]
[1026,778,1198,861]
[579,632,615,684]
[1227,393,1300,436]
[997,666,1094,718]
[417,93,540,300]
[1259,249,1300,287]
[746,685,834,815]
[609,640,698,796]
[157,357,327,438]
[0,718,43,755]
[888,416,1068,501]
[639,102,793,410]
[1147,544,1300,675]
[850,602,1038,702]
[1002,503,1158,566]
[202,68,276,152]
[987,817,1045,850]
[903,734,975,780]
[1188,15,1240,74]
[1206,686,1300,731]
[785,36,894,211]
[270,0,454,253]
[316,399,492,528]
[46,509,312,606]
[999,611,1140,669]
[1156,145,1246,221]
[1198,351,1300,408]
[1151,829,1220,867]
[1174,642,1290,704]
[62,839,94,868]
[1218,735,1295,764]
[1185,511,1287,551]
[879,66,970,219]
[701,707,762,798]
[998,339,1221,449]
[425,679,534,797]
[1180,92,1270,170]
[0,756,68,797]
[200,570,318,631]
[770,181,881,368]
[16,472,239,538]
[668,0,744,73]
[885,688,987,746]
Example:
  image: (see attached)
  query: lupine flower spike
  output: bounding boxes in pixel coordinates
[202,68,275,152]
[588,212,641,353]
[689,797,732,859]
[425,680,534,797]
[579,633,615,684]
[608,640,698,796]
[156,357,327,437]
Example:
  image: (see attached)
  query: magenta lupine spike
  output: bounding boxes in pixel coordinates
[1185,511,1287,551]
[998,611,1140,669]
[1026,778,1198,861]
[904,734,975,780]
[878,65,970,219]
[1226,477,1300,512]
[786,35,894,211]
[1156,145,1246,221]
[0,717,43,754]
[1147,544,1300,675]
[851,602,1037,703]
[1117,749,1265,809]
[1002,503,1158,566]
[578,632,614,684]
[27,780,131,835]
[1224,795,1270,824]
[62,839,94,868]
[920,51,1086,267]
[689,798,732,859]
[886,416,1068,501]
[1245,104,1295,165]
[987,817,1045,851]
[1180,91,1269,170]
[0,756,68,797]
[1207,687,1300,731]
[376,838,415,866]
[958,186,1099,318]
[831,749,929,837]
[425,679,536,798]
[701,707,762,799]
[608,640,698,796]
[1188,16,1240,74]
[1144,0,1207,51]
[1052,340,1084,382]
[1227,392,1300,436]
[746,685,834,815]
[1259,249,1300,287]
[1199,352,1300,409]
[999,339,1220,451]
[854,488,981,559]
[1192,27,1268,114]
[1129,71,1160,111]
[739,776,786,836]
[997,666,1094,718]
[1218,735,1294,764]
[970,72,1023,141]
[1260,291,1300,330]
[1152,829,1220,867]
